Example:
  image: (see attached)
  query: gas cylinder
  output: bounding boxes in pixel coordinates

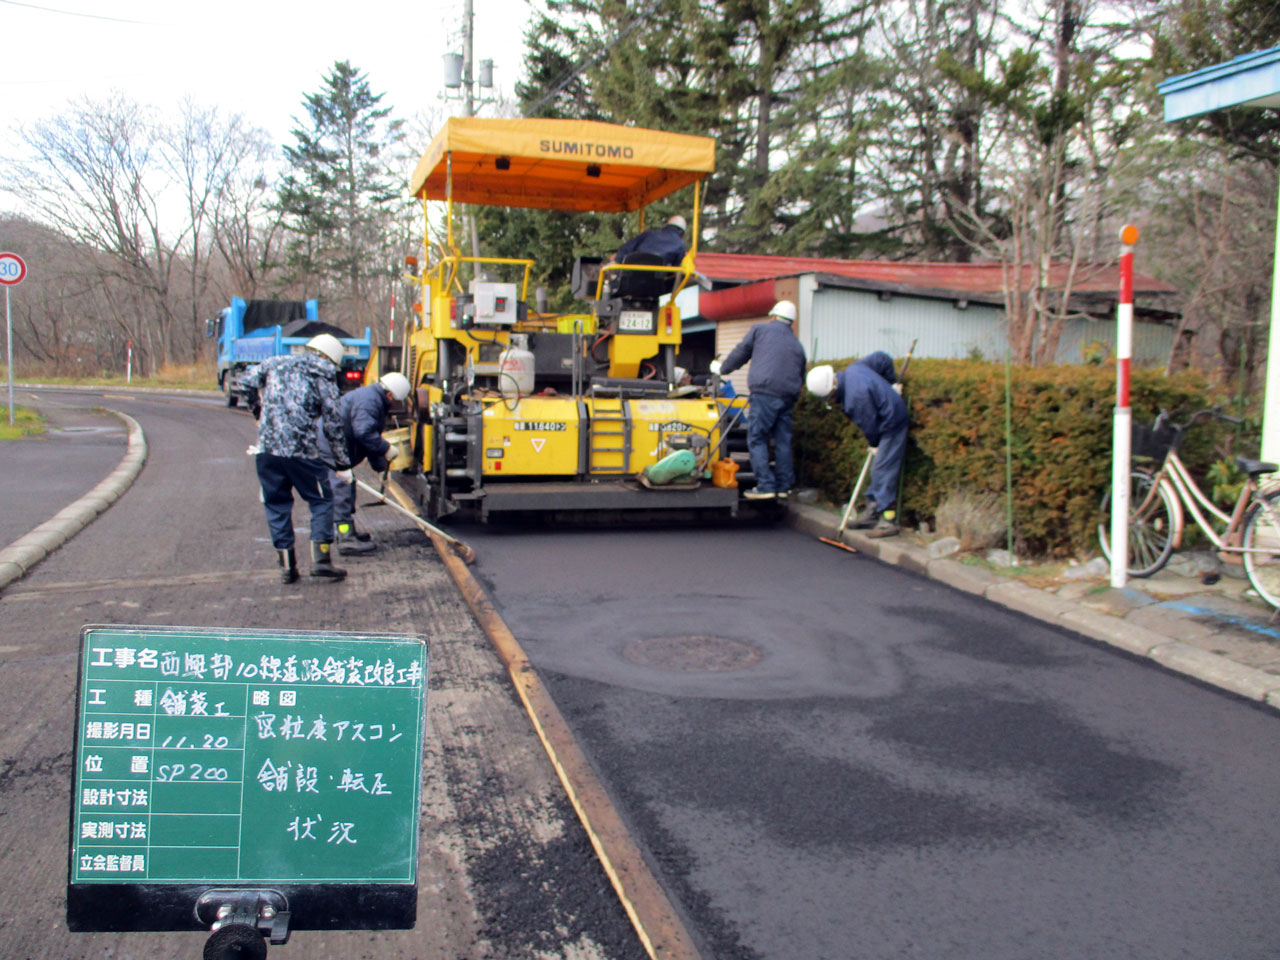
[498,334,535,400]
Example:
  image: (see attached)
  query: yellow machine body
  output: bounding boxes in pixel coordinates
[478,395,734,477]
[394,117,751,520]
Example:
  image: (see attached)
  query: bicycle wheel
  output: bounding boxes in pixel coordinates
[1098,470,1176,577]
[1242,490,1280,609]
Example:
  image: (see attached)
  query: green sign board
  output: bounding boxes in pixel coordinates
[70,626,427,888]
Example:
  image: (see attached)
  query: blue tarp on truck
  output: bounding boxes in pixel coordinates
[210,298,372,413]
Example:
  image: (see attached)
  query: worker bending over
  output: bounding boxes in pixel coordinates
[713,300,806,499]
[807,352,908,537]
[244,334,351,582]
[320,372,412,555]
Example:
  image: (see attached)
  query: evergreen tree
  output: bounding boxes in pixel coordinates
[1149,0,1280,167]
[581,0,880,254]
[277,61,405,332]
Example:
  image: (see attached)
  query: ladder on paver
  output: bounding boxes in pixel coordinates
[588,390,631,475]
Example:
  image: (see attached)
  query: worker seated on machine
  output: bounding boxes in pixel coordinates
[604,215,687,303]
[611,215,687,267]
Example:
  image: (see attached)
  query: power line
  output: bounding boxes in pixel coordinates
[0,0,165,25]
[523,3,656,115]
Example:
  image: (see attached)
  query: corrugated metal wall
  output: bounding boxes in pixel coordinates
[807,287,1172,365]
[808,288,1005,361]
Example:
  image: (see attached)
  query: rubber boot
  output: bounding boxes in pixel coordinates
[338,519,373,543]
[335,521,376,555]
[309,542,347,581]
[336,532,377,555]
[277,548,299,584]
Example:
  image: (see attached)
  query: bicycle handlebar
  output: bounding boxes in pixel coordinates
[1154,407,1243,431]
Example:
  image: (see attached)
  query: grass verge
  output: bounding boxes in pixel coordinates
[0,405,46,439]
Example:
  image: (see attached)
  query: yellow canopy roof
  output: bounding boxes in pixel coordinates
[409,117,716,213]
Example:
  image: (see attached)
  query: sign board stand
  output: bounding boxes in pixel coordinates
[66,625,429,955]
[0,251,27,426]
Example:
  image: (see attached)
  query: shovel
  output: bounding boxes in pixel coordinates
[355,478,477,565]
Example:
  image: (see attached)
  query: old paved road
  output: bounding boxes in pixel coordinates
[0,388,646,960]
[466,519,1280,960]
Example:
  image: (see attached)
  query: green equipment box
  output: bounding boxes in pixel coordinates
[66,625,428,933]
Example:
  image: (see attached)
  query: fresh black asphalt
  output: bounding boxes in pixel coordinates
[465,522,1280,959]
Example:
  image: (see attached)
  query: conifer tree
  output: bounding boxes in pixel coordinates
[277,61,405,331]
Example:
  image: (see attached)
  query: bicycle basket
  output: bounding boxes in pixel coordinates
[1131,421,1177,462]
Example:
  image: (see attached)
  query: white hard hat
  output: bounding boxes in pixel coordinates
[666,215,687,234]
[306,333,344,366]
[806,364,836,398]
[379,371,411,402]
[770,300,798,324]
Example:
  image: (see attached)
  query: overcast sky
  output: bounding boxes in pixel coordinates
[1,0,536,144]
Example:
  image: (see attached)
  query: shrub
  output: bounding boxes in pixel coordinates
[796,358,1227,557]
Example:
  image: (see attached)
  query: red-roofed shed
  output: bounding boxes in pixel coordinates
[671,253,1180,389]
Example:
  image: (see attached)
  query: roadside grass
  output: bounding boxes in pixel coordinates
[0,405,46,439]
[3,362,217,392]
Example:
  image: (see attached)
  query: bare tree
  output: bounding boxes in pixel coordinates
[5,94,191,373]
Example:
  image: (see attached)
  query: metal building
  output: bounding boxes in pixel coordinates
[675,254,1179,394]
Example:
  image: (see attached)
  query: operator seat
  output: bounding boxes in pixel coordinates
[612,251,673,300]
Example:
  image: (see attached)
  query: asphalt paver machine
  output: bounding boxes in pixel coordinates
[397,117,750,521]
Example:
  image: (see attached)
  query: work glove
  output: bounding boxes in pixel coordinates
[386,443,401,463]
[709,358,722,375]
[892,382,903,395]
[335,469,354,484]
[245,443,260,456]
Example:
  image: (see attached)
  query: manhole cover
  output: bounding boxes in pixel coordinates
[622,635,762,673]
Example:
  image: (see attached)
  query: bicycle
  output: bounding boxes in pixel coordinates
[1097,408,1280,611]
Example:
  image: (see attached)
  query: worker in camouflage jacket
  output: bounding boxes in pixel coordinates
[243,334,351,583]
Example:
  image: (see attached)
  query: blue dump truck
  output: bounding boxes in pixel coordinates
[208,298,372,415]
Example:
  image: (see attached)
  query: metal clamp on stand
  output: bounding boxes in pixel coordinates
[197,889,290,960]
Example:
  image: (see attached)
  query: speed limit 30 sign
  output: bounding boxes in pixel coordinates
[0,252,27,285]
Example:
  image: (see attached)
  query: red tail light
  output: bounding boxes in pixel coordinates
[344,370,362,381]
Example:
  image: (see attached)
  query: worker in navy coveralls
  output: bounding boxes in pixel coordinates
[806,351,908,538]
[243,334,351,582]
[714,300,807,499]
[318,372,411,556]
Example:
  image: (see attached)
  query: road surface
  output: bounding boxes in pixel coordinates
[465,521,1280,960]
[0,388,646,960]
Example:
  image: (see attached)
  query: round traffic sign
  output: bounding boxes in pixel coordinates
[0,252,26,286]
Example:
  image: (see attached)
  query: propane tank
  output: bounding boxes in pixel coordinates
[498,334,535,400]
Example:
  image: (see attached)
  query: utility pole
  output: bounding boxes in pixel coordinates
[443,0,494,262]
[462,0,480,260]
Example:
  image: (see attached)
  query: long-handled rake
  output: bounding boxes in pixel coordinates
[356,477,477,564]
[818,450,873,553]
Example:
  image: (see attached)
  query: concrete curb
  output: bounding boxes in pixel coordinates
[0,410,146,591]
[786,501,1280,711]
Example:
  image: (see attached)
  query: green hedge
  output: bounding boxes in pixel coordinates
[794,359,1229,558]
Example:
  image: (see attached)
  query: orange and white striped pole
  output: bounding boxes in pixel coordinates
[1110,224,1139,588]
